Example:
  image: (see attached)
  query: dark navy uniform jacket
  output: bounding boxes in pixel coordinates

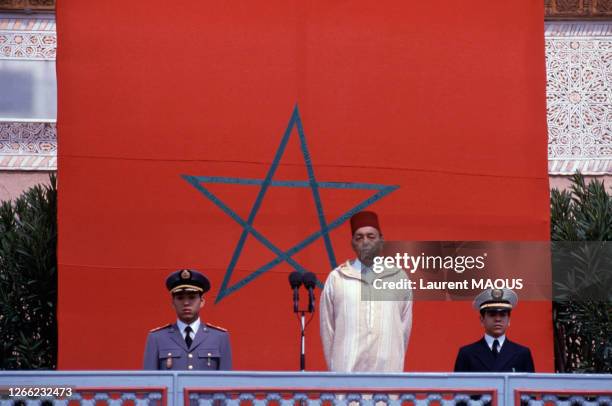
[454,338,535,372]
[143,322,232,370]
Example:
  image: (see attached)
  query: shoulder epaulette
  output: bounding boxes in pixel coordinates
[149,323,172,332]
[206,322,228,332]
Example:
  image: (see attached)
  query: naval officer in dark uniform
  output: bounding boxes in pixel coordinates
[143,269,232,370]
[454,288,535,373]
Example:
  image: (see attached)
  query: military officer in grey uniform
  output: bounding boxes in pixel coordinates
[143,269,232,370]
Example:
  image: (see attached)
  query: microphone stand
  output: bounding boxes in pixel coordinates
[296,301,316,370]
[299,310,306,371]
[289,271,316,371]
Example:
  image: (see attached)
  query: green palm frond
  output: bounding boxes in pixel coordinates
[0,174,57,369]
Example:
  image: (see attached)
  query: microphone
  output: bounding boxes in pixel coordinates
[288,271,303,313]
[302,272,317,313]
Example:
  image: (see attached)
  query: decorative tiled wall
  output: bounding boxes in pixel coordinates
[0,16,56,170]
[0,17,56,60]
[546,23,612,174]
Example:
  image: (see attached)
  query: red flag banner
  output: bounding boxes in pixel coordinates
[57,1,552,371]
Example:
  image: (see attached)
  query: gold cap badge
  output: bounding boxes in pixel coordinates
[491,289,503,300]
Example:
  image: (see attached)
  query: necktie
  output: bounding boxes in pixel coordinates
[492,339,499,357]
[184,326,193,348]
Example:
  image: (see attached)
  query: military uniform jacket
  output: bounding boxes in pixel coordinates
[454,338,535,372]
[143,322,232,370]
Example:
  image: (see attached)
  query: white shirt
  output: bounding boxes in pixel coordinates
[176,318,201,340]
[484,334,506,351]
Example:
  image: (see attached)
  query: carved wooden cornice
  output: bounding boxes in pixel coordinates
[0,0,54,12]
[545,0,612,19]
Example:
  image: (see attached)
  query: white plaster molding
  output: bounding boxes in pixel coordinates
[546,22,612,174]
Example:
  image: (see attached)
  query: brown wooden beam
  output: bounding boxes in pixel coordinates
[546,0,612,19]
[0,0,55,12]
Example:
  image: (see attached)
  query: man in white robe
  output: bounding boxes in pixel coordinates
[319,211,413,372]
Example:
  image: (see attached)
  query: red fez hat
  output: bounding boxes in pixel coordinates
[350,211,381,235]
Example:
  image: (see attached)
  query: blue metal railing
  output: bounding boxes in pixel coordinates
[0,372,610,406]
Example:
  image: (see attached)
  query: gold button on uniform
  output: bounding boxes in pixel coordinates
[188,365,193,370]
[188,354,193,358]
